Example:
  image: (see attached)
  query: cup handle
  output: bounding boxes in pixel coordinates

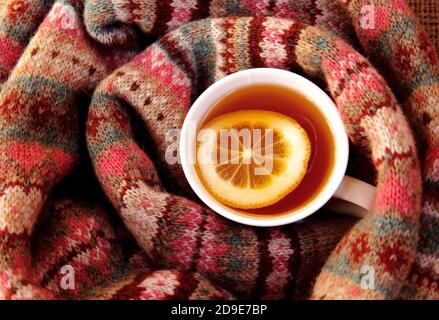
[324,175,376,219]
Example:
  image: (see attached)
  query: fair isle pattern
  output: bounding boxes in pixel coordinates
[86,16,420,300]
[83,0,355,46]
[0,1,356,299]
[260,18,294,67]
[0,0,437,300]
[30,200,124,299]
[313,0,439,300]
[11,199,232,300]
[263,230,294,300]
[0,0,55,85]
[407,0,439,56]
[0,0,106,298]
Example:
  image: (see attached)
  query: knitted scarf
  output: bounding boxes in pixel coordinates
[0,0,437,300]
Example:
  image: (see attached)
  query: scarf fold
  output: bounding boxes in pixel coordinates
[0,0,437,300]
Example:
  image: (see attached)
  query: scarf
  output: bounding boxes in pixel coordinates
[0,0,437,300]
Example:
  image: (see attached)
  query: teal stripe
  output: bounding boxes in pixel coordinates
[228,0,241,13]
[83,0,114,13]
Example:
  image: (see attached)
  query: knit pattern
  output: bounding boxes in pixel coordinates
[314,0,439,300]
[87,14,421,299]
[84,252,235,300]
[0,0,437,300]
[83,0,354,45]
[408,0,439,52]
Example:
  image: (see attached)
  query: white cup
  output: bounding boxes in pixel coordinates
[180,68,376,227]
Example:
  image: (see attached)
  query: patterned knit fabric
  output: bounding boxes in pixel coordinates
[408,0,439,52]
[314,0,439,299]
[0,0,55,85]
[82,250,236,300]
[0,0,437,300]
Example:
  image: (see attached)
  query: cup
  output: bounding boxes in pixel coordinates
[180,68,376,227]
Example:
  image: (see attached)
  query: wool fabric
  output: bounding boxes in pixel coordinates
[0,0,437,300]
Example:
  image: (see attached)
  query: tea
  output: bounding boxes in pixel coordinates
[197,84,335,217]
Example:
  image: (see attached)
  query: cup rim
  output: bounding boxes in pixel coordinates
[180,68,349,227]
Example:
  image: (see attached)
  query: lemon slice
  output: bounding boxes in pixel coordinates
[196,110,311,209]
